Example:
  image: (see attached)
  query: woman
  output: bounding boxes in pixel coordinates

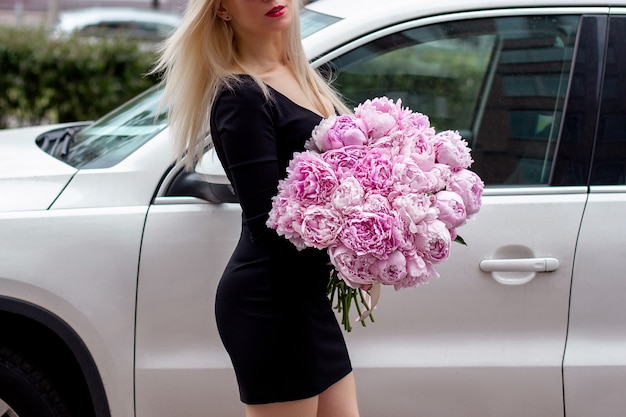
[154,1,360,416]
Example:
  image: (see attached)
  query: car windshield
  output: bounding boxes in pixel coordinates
[300,9,341,38]
[62,86,168,169]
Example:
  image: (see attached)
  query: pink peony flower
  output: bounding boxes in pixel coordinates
[424,163,453,193]
[391,154,430,193]
[283,151,339,205]
[432,130,473,171]
[267,195,306,249]
[397,112,436,155]
[329,245,378,288]
[366,131,395,149]
[353,147,395,193]
[310,114,368,152]
[392,193,436,233]
[447,169,484,217]
[330,176,365,212]
[363,193,392,214]
[415,220,452,263]
[355,97,408,140]
[399,111,433,136]
[321,145,368,179]
[390,131,436,172]
[395,255,439,290]
[369,250,407,286]
[339,207,401,260]
[434,190,467,229]
[299,204,343,249]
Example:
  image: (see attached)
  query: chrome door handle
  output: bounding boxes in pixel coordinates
[480,257,560,272]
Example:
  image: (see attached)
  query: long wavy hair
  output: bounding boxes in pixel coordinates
[152,0,350,170]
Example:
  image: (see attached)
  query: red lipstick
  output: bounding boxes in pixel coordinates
[266,5,286,18]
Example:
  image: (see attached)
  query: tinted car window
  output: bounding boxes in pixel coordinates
[591,15,626,185]
[329,15,580,186]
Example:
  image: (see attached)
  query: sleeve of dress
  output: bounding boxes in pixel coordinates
[211,84,281,243]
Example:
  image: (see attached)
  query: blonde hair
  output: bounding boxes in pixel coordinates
[152,0,350,170]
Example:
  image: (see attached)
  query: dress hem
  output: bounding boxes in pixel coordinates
[239,365,353,405]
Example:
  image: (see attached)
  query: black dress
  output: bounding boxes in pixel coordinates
[210,75,352,405]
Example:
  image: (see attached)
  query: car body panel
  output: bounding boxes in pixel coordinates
[347,190,585,416]
[0,205,147,417]
[134,201,241,417]
[0,125,77,212]
[131,189,586,417]
[564,189,626,417]
[50,130,173,209]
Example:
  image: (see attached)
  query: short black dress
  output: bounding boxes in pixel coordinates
[210,75,352,405]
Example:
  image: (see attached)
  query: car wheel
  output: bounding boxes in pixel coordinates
[0,346,71,417]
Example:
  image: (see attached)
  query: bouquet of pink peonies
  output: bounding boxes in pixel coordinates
[267,97,484,331]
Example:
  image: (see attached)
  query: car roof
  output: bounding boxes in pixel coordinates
[307,0,626,18]
[303,0,625,59]
[56,7,180,31]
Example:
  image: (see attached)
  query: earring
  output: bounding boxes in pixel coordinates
[224,15,231,21]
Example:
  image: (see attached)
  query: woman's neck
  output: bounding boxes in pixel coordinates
[233,33,288,77]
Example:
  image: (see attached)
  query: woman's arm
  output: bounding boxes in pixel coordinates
[212,83,280,243]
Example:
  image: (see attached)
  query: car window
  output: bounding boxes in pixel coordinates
[80,21,134,37]
[134,21,176,41]
[590,15,626,185]
[62,86,167,169]
[74,19,176,41]
[327,15,581,186]
[300,9,341,38]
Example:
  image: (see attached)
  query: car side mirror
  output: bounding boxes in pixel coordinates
[165,148,238,203]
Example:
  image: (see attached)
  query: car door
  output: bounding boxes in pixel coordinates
[134,8,606,417]
[563,11,626,417]
[134,171,243,417]
[315,10,602,417]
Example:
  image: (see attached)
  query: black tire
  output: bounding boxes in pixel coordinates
[0,346,71,417]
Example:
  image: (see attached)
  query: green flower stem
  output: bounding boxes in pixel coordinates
[327,272,375,332]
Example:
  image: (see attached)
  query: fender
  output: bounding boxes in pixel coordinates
[0,296,111,417]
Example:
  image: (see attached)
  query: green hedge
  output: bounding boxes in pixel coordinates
[0,26,159,128]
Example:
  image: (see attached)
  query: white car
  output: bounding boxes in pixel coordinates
[51,7,180,42]
[2,1,626,416]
